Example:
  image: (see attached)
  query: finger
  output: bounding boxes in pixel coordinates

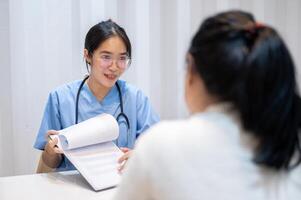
[118,162,126,173]
[45,143,55,155]
[46,130,59,138]
[118,154,127,163]
[53,137,58,144]
[118,152,131,163]
[48,139,54,148]
[118,157,131,173]
[45,141,61,155]
[120,147,130,153]
[53,147,63,154]
[49,137,58,146]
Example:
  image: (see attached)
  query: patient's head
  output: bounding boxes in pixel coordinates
[185,10,301,170]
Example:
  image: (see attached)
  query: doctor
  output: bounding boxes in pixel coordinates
[34,20,159,172]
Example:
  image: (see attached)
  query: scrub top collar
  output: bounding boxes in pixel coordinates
[82,80,122,107]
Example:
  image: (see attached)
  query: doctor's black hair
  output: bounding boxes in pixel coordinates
[84,19,132,71]
[189,10,301,170]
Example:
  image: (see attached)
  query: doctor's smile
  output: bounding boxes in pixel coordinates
[104,73,118,81]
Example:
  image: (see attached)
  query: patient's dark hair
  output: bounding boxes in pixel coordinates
[84,19,132,70]
[189,10,301,170]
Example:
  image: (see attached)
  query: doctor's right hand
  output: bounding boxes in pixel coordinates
[44,130,63,155]
[42,130,63,168]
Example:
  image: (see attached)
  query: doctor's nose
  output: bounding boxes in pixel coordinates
[108,60,119,71]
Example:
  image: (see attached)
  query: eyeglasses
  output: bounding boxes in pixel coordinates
[99,54,130,69]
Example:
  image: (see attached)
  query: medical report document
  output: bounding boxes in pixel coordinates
[51,113,123,191]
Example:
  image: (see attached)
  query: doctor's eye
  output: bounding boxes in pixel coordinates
[100,55,112,60]
[119,56,128,61]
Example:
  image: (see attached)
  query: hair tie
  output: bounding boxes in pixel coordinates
[245,21,265,33]
[255,22,265,29]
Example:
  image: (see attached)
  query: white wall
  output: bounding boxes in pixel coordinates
[0,0,301,176]
[0,0,14,176]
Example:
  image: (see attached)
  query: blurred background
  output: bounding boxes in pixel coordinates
[0,0,300,176]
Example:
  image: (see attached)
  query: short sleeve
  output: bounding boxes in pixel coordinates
[136,90,160,138]
[33,92,62,150]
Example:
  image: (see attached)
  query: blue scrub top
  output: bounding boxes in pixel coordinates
[34,79,160,171]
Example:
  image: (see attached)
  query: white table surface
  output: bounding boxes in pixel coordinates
[0,170,116,200]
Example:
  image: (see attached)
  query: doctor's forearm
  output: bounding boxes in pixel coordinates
[42,151,62,168]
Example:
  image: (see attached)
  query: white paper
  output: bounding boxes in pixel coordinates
[50,113,123,191]
[58,113,119,150]
[64,141,123,190]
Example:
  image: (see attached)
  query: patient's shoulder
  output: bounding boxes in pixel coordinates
[135,112,240,160]
[136,117,216,149]
[145,116,222,139]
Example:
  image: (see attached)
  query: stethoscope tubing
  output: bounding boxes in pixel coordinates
[75,75,130,146]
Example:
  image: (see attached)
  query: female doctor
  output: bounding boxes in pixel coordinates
[34,20,159,172]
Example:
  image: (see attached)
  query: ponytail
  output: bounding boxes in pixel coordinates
[189,10,301,170]
[241,26,301,169]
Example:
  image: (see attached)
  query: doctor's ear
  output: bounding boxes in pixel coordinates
[84,49,92,64]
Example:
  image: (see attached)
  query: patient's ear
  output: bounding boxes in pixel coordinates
[188,66,196,85]
[185,53,216,113]
[186,54,198,86]
[185,53,198,110]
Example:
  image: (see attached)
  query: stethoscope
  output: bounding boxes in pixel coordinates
[75,75,130,146]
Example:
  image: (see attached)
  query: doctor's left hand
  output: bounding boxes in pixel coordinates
[118,147,133,173]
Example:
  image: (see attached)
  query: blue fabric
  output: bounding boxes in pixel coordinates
[34,79,160,171]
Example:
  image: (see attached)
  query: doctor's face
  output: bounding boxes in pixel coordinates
[86,36,129,88]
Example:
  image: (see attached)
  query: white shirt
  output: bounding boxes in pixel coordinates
[114,104,301,200]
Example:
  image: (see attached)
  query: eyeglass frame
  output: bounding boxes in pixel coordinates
[96,52,131,69]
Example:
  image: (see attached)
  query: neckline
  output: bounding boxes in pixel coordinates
[82,81,119,106]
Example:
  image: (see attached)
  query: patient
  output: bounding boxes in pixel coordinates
[114,10,301,200]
